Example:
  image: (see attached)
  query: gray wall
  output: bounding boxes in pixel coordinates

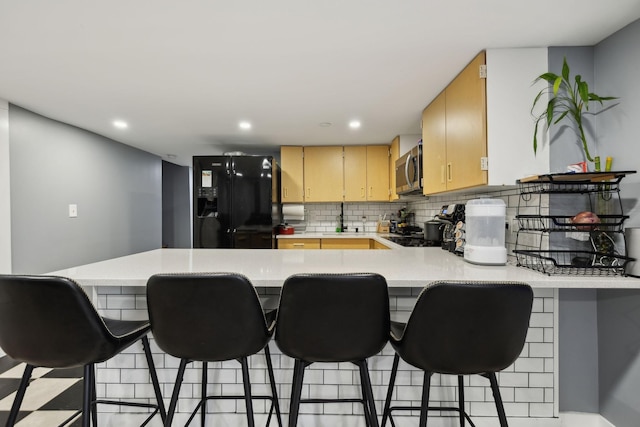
[162,161,191,248]
[593,18,640,427]
[9,105,162,274]
[596,290,640,427]
[552,19,640,427]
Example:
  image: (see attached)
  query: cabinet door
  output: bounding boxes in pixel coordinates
[389,136,400,201]
[366,145,390,201]
[422,91,447,195]
[280,146,304,203]
[445,51,487,191]
[344,146,367,202]
[304,146,344,202]
[278,238,321,249]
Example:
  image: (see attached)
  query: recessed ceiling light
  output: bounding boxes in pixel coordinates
[349,120,361,129]
[319,122,332,127]
[239,121,252,130]
[113,120,128,129]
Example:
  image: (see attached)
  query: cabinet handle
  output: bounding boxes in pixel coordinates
[369,186,372,198]
[440,165,446,184]
[361,187,365,198]
[293,243,304,247]
[284,187,288,198]
[306,188,311,198]
[447,163,452,182]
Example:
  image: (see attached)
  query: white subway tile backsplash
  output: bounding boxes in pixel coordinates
[93,269,557,421]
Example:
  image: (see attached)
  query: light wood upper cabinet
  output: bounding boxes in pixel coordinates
[366,145,390,201]
[280,146,305,203]
[282,145,391,202]
[344,146,367,201]
[389,136,400,201]
[304,146,344,202]
[422,51,487,195]
[446,51,487,190]
[422,92,447,195]
[421,49,550,195]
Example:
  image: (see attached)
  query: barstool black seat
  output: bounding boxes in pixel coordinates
[275,273,390,427]
[146,273,283,427]
[381,281,533,427]
[0,274,166,427]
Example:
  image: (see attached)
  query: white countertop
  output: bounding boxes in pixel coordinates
[48,244,640,289]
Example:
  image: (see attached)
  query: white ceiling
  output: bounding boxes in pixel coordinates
[2,1,640,166]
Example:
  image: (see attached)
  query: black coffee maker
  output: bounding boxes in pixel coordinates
[437,204,465,252]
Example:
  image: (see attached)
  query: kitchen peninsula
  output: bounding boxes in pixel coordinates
[49,243,640,426]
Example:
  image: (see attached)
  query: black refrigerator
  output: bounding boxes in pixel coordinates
[193,155,280,249]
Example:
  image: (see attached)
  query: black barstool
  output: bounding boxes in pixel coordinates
[0,274,166,427]
[381,281,534,427]
[146,273,283,427]
[275,273,390,427]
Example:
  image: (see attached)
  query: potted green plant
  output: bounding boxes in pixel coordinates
[532,57,617,171]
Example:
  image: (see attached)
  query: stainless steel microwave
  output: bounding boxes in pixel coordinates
[395,145,422,194]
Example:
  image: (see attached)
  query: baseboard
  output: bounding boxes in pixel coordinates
[98,411,614,427]
[560,412,615,427]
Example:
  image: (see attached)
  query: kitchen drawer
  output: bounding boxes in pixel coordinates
[278,238,321,249]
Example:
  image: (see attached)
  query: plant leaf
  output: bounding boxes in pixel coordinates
[546,99,556,126]
[562,57,570,81]
[553,76,563,96]
[535,73,559,84]
[578,80,589,105]
[553,110,569,124]
[533,120,539,154]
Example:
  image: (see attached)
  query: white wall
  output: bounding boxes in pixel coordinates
[486,48,551,182]
[0,99,10,274]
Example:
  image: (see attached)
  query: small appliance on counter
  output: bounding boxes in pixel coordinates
[437,204,465,253]
[625,227,640,277]
[463,198,507,265]
[277,224,295,235]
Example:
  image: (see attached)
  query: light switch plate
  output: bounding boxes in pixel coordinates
[68,204,78,218]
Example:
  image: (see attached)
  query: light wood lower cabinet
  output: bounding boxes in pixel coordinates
[279,238,389,250]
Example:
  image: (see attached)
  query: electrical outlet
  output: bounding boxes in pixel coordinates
[68,204,78,218]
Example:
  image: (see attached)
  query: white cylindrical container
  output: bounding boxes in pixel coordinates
[625,227,640,277]
[464,198,507,265]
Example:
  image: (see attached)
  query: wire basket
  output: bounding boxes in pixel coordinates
[514,249,633,276]
[516,215,628,233]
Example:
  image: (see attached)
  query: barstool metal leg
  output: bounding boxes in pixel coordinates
[201,361,208,427]
[166,358,188,427]
[264,343,283,427]
[419,372,432,427]
[240,357,256,427]
[358,360,379,427]
[381,353,399,427]
[288,359,306,427]
[6,363,34,426]
[83,364,93,427]
[357,362,372,427]
[487,372,509,427]
[141,336,167,422]
[91,364,98,427]
[458,375,465,427]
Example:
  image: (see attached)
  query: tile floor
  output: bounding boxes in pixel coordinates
[0,356,83,426]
